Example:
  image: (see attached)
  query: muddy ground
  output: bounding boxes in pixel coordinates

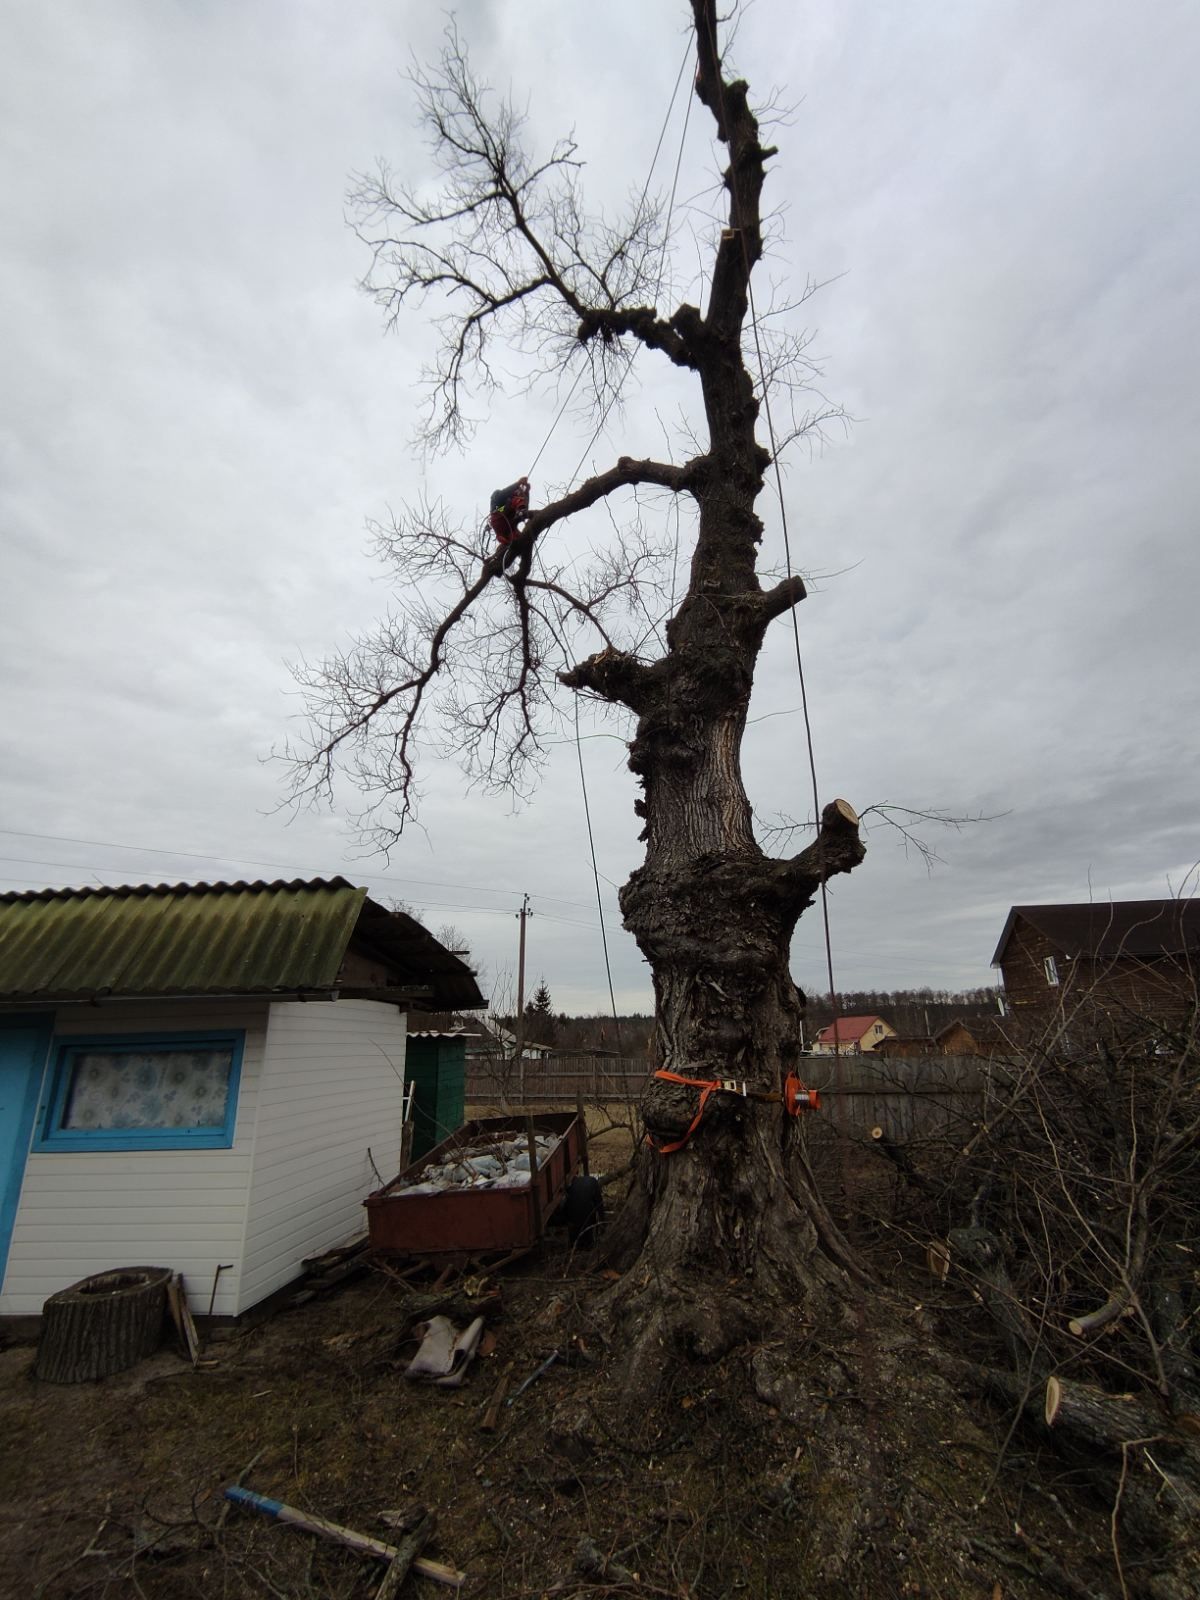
[0,1112,1138,1599]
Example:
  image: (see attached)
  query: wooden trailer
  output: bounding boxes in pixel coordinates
[364,1111,586,1257]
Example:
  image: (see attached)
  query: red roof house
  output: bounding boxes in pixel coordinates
[811,1015,896,1054]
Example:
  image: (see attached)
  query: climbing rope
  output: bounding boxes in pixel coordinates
[561,46,693,491]
[699,34,888,1569]
[573,695,623,1053]
[560,44,696,1049]
[524,39,694,486]
[699,12,843,1055]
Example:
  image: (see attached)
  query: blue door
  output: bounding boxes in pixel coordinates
[0,1017,52,1291]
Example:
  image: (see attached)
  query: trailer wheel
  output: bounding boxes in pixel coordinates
[561,1176,605,1247]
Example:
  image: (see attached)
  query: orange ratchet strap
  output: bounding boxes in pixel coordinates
[645,1070,726,1155]
[646,1069,820,1155]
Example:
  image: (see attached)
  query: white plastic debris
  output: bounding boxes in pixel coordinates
[394,1130,563,1194]
[404,1315,486,1387]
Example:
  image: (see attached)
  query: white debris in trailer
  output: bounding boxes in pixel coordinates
[396,1132,563,1196]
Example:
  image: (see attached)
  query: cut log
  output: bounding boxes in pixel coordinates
[1045,1375,1169,1448]
[926,1240,951,1282]
[1042,1375,1200,1600]
[947,1227,1039,1371]
[35,1267,171,1384]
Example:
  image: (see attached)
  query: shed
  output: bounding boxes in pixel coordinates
[405,1031,474,1162]
[0,877,483,1321]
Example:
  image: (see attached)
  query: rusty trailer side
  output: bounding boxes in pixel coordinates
[364,1112,584,1256]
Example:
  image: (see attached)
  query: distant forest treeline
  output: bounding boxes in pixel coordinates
[511,987,1002,1056]
[803,987,1002,1041]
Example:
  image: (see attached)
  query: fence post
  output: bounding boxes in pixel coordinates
[576,1093,589,1175]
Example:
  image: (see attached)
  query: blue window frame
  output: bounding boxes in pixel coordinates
[35,1031,245,1152]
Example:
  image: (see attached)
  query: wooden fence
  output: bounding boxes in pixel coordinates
[465,1051,647,1106]
[802,1054,1003,1146]
[465,1050,1010,1147]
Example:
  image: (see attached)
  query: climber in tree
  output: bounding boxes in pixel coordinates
[488,477,531,577]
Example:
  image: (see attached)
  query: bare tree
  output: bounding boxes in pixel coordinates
[290,1,866,1393]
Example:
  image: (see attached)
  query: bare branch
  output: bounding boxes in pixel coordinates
[285,448,697,835]
[522,454,697,541]
[857,802,1011,873]
[350,19,700,448]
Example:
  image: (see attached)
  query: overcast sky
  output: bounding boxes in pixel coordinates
[2,1,1197,1014]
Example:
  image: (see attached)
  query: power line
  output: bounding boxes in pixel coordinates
[0,828,600,913]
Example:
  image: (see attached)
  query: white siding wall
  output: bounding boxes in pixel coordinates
[238,1000,406,1311]
[0,1001,267,1318]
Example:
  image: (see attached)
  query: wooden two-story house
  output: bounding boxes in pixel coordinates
[991,899,1199,1033]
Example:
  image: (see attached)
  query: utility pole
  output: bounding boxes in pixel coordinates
[514,893,530,1100]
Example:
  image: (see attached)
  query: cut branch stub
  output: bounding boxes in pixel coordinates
[782,798,865,904]
[1043,1374,1163,1442]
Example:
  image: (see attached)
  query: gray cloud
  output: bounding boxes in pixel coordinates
[2,0,1196,1013]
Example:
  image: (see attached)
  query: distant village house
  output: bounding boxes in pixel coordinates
[876,1016,1011,1058]
[811,1015,897,1055]
[992,899,1199,1032]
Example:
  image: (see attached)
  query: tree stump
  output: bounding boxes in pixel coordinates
[35,1266,171,1383]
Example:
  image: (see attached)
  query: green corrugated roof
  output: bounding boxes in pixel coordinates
[0,876,485,1009]
[0,878,370,1001]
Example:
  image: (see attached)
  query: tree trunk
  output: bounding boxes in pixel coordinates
[549,0,872,1419]
[35,1266,171,1384]
[597,625,864,1398]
